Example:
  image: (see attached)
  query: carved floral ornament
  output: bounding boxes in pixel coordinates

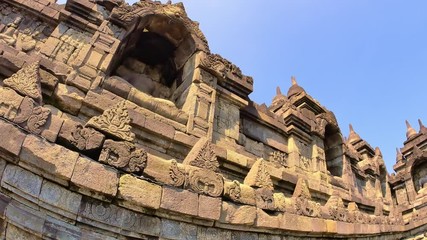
[3,61,43,103]
[86,100,135,142]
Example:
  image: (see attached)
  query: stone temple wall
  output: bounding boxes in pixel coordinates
[0,0,426,239]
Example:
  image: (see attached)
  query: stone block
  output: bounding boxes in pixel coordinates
[6,203,46,237]
[197,227,231,240]
[118,174,162,210]
[57,119,105,153]
[281,213,311,232]
[1,164,42,205]
[39,180,82,220]
[120,210,161,238]
[256,208,281,229]
[144,117,175,139]
[0,192,11,218]
[219,201,256,225]
[40,114,64,142]
[160,219,197,240]
[144,155,174,185]
[53,83,85,115]
[258,234,281,240]
[198,195,221,220]
[160,186,198,216]
[42,216,81,240]
[230,231,258,240]
[103,76,132,99]
[325,219,337,234]
[71,157,119,200]
[226,150,249,167]
[0,120,26,162]
[6,224,42,240]
[19,135,79,186]
[174,131,198,146]
[77,197,123,233]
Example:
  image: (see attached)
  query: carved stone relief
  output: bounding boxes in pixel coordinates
[0,87,23,121]
[268,151,288,167]
[86,101,135,142]
[183,137,219,172]
[14,96,50,134]
[244,158,274,190]
[3,61,42,103]
[99,139,147,174]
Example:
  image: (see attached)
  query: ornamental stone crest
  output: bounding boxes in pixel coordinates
[3,61,42,103]
[86,101,135,142]
[244,158,274,190]
[183,137,219,172]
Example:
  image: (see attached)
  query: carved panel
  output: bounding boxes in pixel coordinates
[14,96,50,134]
[188,169,223,197]
[3,61,42,102]
[0,87,23,121]
[99,139,147,174]
[187,83,215,137]
[86,101,135,142]
[268,151,288,167]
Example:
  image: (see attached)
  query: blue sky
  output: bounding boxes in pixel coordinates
[59,0,427,173]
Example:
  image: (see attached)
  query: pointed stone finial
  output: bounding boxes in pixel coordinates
[405,120,417,139]
[291,76,297,85]
[418,119,427,133]
[396,148,403,162]
[375,147,382,157]
[276,86,282,96]
[347,124,361,144]
[287,76,305,97]
[3,61,42,103]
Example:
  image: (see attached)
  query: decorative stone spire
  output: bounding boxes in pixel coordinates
[396,148,403,163]
[418,119,427,133]
[287,76,305,97]
[276,86,282,96]
[347,124,361,144]
[405,120,417,139]
[374,147,382,157]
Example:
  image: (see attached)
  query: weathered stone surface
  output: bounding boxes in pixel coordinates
[53,83,85,115]
[160,219,197,240]
[1,164,42,205]
[198,195,221,220]
[20,135,79,185]
[6,224,42,240]
[121,209,161,237]
[0,120,26,162]
[6,203,46,237]
[57,119,105,153]
[39,180,82,220]
[197,227,232,240]
[0,86,24,121]
[40,114,64,142]
[219,201,256,225]
[71,157,119,200]
[256,208,281,229]
[160,186,198,216]
[118,174,161,210]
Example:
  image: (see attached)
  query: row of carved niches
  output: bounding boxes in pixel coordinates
[0,2,53,54]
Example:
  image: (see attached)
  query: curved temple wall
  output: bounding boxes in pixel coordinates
[0,0,426,239]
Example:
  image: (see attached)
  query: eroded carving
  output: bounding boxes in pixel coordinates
[0,87,23,121]
[14,96,50,134]
[3,61,42,102]
[183,137,219,172]
[244,158,274,189]
[86,101,135,142]
[223,180,241,201]
[188,169,223,197]
[268,151,288,167]
[169,159,186,187]
[99,139,147,173]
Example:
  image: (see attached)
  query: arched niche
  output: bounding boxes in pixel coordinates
[324,124,344,177]
[107,13,198,104]
[411,158,427,194]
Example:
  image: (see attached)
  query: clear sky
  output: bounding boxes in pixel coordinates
[58,0,427,173]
